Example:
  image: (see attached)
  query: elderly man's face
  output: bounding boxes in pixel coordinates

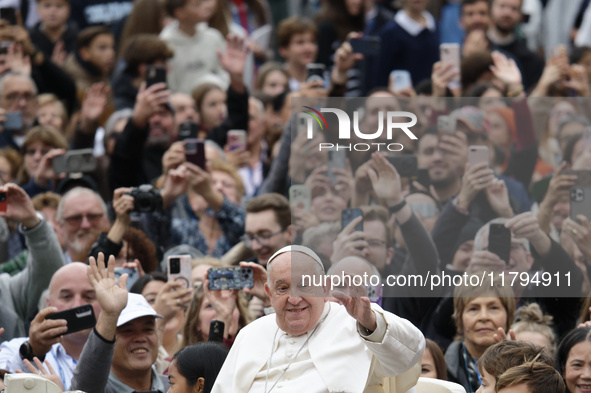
[59,193,109,258]
[265,252,326,336]
[0,75,37,130]
[112,316,159,374]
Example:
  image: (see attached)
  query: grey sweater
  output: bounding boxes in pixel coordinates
[0,218,65,341]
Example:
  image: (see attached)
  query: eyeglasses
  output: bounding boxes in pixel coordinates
[2,92,35,104]
[367,239,387,248]
[62,213,105,227]
[242,227,287,249]
[24,148,50,157]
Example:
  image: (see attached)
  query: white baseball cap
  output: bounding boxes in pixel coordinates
[116,293,163,327]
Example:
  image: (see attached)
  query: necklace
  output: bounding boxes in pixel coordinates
[264,303,331,393]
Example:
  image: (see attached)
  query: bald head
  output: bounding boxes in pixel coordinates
[47,262,100,316]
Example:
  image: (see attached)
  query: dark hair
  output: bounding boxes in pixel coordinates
[76,25,113,50]
[119,0,165,59]
[571,46,591,64]
[171,342,229,393]
[556,327,591,377]
[276,16,317,49]
[461,0,490,11]
[129,271,167,294]
[315,0,364,42]
[245,193,291,229]
[464,82,504,98]
[165,0,187,17]
[496,361,565,393]
[461,50,494,93]
[122,34,173,76]
[478,340,554,378]
[425,339,448,380]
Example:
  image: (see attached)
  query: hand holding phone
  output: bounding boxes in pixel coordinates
[184,138,206,170]
[46,305,97,337]
[168,255,192,289]
[208,267,254,290]
[488,223,511,264]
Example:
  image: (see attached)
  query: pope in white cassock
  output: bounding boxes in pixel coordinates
[211,245,426,393]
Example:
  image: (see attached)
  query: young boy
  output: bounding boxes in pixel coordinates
[476,340,555,393]
[495,361,565,393]
[160,0,228,94]
[62,25,115,94]
[29,0,78,65]
[276,16,318,92]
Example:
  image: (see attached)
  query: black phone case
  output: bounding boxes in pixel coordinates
[488,223,511,264]
[46,305,96,336]
[146,66,167,87]
[342,208,363,232]
[386,155,418,178]
[208,320,225,343]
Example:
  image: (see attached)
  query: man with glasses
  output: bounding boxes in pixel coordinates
[0,72,38,150]
[244,193,292,267]
[57,187,110,263]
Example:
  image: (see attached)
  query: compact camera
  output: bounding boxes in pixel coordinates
[127,184,162,213]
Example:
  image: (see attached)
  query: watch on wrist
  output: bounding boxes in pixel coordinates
[19,341,45,362]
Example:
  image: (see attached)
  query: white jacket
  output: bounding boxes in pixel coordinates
[211,302,424,393]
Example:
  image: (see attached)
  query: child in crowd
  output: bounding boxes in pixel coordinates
[160,0,228,94]
[62,25,115,97]
[29,0,77,66]
[276,16,318,92]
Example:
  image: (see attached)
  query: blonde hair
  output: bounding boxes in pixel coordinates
[452,274,516,337]
[37,93,68,133]
[511,303,556,356]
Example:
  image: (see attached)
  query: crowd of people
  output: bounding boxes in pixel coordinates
[0,0,590,392]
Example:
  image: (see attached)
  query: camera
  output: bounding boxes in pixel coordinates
[53,149,96,174]
[127,184,162,213]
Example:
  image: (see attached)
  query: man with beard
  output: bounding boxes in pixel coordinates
[57,187,110,263]
[109,81,177,191]
[487,0,543,90]
[417,127,467,205]
[0,263,100,390]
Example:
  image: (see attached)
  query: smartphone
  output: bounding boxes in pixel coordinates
[437,115,457,134]
[468,145,489,166]
[167,255,192,289]
[563,169,591,187]
[440,43,461,88]
[296,112,310,137]
[386,155,418,178]
[208,320,224,343]
[415,168,431,190]
[350,36,381,56]
[570,187,591,221]
[389,70,412,92]
[46,305,96,336]
[306,63,326,87]
[0,8,16,25]
[488,223,511,264]
[146,65,167,88]
[114,267,139,289]
[184,138,206,170]
[178,121,198,141]
[4,112,22,132]
[0,191,6,212]
[52,149,96,173]
[342,208,363,232]
[327,149,347,185]
[208,267,254,290]
[227,130,247,151]
[290,185,311,211]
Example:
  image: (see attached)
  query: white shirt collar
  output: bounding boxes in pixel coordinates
[394,9,436,36]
